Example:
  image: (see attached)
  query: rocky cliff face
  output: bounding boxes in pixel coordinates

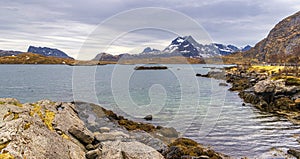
[245,11,300,62]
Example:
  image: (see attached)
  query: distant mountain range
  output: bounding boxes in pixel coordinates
[0,36,251,63]
[0,46,74,59]
[1,12,299,64]
[93,36,251,61]
[162,36,251,57]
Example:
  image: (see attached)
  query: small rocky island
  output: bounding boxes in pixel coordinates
[134,66,168,70]
[0,98,226,159]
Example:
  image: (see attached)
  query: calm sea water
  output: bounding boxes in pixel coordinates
[0,64,299,158]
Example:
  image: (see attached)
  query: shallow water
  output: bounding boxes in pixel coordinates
[0,64,299,158]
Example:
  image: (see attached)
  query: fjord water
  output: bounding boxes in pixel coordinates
[0,64,299,158]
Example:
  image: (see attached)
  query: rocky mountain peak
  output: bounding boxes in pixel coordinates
[27,46,73,59]
[141,47,160,54]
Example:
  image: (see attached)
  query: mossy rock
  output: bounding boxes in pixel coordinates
[164,138,222,159]
[169,138,198,147]
[286,77,300,86]
[275,97,294,110]
[96,105,157,132]
[229,78,251,91]
[118,119,156,132]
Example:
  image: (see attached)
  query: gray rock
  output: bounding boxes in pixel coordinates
[86,144,95,151]
[156,127,179,138]
[254,80,276,94]
[99,127,110,133]
[86,148,101,159]
[130,130,168,153]
[101,140,164,159]
[144,115,153,121]
[95,131,131,142]
[68,125,94,145]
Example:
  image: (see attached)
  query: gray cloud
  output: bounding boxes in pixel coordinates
[0,0,299,59]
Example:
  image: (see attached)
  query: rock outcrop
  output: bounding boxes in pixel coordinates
[0,98,227,159]
[216,66,300,123]
[0,98,87,159]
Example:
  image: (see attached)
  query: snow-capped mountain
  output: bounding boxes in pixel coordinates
[140,36,251,57]
[213,44,253,55]
[161,36,250,57]
[92,36,251,61]
[163,36,220,58]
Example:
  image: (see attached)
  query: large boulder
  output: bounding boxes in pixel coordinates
[254,80,276,94]
[101,140,164,159]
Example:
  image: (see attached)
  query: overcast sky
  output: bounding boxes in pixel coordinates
[0,0,299,59]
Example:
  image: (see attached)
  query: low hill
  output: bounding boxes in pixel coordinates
[0,50,23,57]
[0,53,74,64]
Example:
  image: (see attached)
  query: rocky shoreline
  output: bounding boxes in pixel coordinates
[198,66,300,122]
[0,98,227,159]
[198,65,300,158]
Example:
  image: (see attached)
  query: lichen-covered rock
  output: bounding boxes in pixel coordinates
[0,99,86,159]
